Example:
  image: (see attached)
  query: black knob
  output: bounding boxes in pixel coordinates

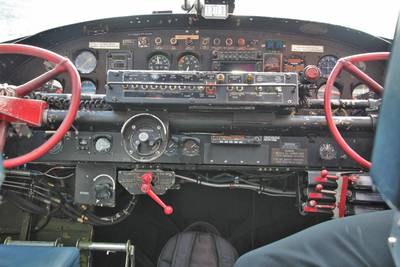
[95,183,113,201]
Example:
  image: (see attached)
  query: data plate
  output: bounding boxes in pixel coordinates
[271,142,308,165]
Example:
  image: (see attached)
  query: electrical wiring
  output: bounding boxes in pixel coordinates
[188,171,295,195]
[42,166,75,179]
[2,165,294,228]
[61,195,138,226]
[1,182,56,201]
[43,172,75,179]
[175,174,296,197]
[5,166,75,180]
[1,190,51,215]
[3,180,51,193]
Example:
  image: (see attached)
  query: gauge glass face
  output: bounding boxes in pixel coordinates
[352,84,370,99]
[81,80,97,94]
[182,139,200,156]
[177,54,200,71]
[165,140,179,155]
[317,84,341,100]
[74,50,97,74]
[318,55,338,77]
[49,140,63,154]
[319,143,337,160]
[41,79,63,93]
[284,55,305,72]
[95,137,111,153]
[148,54,171,70]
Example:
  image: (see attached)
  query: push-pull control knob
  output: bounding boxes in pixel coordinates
[140,172,173,215]
[303,65,321,82]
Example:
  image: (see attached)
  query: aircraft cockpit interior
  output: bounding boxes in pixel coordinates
[0,1,399,266]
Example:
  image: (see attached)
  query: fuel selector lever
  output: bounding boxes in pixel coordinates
[140,172,173,215]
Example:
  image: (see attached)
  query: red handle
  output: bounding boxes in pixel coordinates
[320,169,338,180]
[140,172,173,215]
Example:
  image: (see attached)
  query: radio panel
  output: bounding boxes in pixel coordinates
[106,70,299,107]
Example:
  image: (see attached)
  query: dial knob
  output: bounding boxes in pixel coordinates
[95,183,113,201]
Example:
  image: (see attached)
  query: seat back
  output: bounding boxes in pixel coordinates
[0,245,80,267]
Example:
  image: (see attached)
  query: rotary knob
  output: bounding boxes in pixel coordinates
[95,183,113,201]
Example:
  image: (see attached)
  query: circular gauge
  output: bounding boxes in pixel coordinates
[177,54,200,71]
[182,139,200,157]
[49,140,63,154]
[317,84,341,100]
[95,137,112,153]
[121,113,168,162]
[319,143,337,160]
[41,79,63,93]
[165,139,179,156]
[284,55,306,72]
[352,84,370,99]
[148,54,171,70]
[318,55,338,77]
[81,80,97,94]
[74,50,97,74]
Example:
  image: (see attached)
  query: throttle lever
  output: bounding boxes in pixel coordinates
[140,172,173,215]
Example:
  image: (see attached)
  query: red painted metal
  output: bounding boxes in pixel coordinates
[303,206,319,213]
[308,192,324,199]
[324,52,390,169]
[0,96,47,126]
[303,204,335,213]
[338,176,350,217]
[0,44,81,168]
[320,169,339,180]
[140,172,173,215]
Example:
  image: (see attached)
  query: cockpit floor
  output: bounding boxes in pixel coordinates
[93,183,328,267]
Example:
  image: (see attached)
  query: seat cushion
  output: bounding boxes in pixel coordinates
[0,245,80,267]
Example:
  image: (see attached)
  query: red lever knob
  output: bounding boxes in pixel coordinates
[308,200,317,207]
[320,169,338,180]
[315,184,323,191]
[140,172,173,215]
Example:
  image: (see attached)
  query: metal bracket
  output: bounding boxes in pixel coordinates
[4,238,135,267]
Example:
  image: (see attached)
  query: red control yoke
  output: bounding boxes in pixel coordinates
[324,52,389,169]
[0,44,81,169]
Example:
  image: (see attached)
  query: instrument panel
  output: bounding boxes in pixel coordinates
[0,14,388,172]
[0,15,389,219]
[0,14,388,101]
